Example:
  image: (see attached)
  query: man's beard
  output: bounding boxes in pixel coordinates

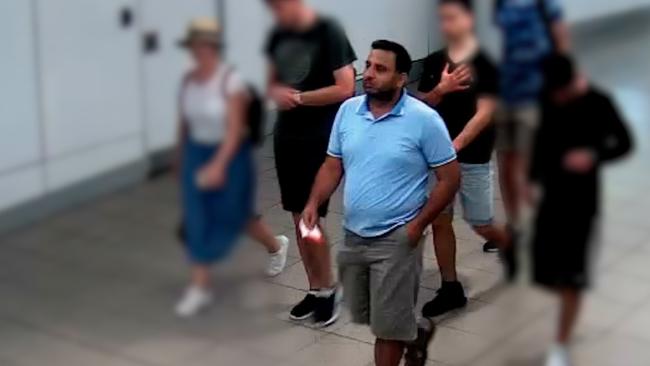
[366,87,399,102]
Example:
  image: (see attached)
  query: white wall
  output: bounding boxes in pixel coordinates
[35,0,145,191]
[475,0,650,59]
[224,0,436,88]
[140,0,218,152]
[0,0,42,174]
[0,0,218,213]
[312,0,435,64]
[224,0,272,90]
[0,0,46,210]
[564,0,650,22]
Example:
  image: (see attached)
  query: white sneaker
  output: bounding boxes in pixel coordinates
[545,344,571,366]
[265,235,289,277]
[175,286,213,318]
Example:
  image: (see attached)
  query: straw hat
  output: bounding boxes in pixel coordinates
[178,18,223,48]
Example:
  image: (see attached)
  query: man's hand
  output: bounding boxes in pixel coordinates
[270,86,301,111]
[564,148,596,174]
[406,221,425,248]
[301,202,319,230]
[196,163,227,190]
[437,63,472,95]
[452,138,465,153]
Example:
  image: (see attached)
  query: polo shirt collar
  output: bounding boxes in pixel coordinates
[356,89,408,121]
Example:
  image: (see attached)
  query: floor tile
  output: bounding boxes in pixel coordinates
[426,325,493,365]
[288,334,374,366]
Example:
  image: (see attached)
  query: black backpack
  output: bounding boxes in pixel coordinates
[221,67,266,147]
[244,85,266,146]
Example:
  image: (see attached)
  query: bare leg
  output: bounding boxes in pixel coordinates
[375,339,404,366]
[292,213,334,289]
[473,224,511,250]
[292,213,315,289]
[423,213,467,318]
[497,151,521,223]
[557,288,583,345]
[432,213,457,282]
[191,265,211,289]
[247,217,280,254]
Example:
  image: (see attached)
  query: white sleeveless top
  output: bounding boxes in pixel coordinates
[181,65,244,145]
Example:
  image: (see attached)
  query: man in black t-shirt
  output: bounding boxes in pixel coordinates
[417,0,511,318]
[263,0,357,327]
[529,54,631,366]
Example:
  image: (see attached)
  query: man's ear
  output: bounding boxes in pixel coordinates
[399,72,409,88]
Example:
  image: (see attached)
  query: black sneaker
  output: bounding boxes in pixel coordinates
[482,241,499,253]
[421,281,467,318]
[289,292,318,321]
[500,244,517,282]
[313,290,339,327]
[404,318,436,366]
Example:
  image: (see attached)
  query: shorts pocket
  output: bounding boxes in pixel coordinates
[397,224,421,250]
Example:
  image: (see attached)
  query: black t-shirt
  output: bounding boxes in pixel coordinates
[265,17,357,139]
[531,88,632,216]
[418,49,499,164]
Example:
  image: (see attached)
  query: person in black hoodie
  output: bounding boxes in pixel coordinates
[530,53,632,366]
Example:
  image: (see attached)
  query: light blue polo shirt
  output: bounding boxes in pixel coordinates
[328,91,456,238]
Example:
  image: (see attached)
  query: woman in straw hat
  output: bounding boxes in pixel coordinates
[174,18,289,317]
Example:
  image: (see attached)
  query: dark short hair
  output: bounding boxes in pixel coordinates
[439,0,473,12]
[371,40,412,74]
[542,53,576,91]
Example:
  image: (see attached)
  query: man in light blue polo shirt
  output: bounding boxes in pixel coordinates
[302,40,460,366]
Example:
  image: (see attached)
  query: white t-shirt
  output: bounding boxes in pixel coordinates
[181,65,245,144]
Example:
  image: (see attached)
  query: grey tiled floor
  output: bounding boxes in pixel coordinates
[2,18,650,366]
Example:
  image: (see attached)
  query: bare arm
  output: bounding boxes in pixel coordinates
[302,157,344,228]
[210,92,247,168]
[551,20,571,53]
[299,65,356,106]
[417,87,446,107]
[407,161,461,243]
[453,97,497,151]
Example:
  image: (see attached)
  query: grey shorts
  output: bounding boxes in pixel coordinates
[495,104,540,153]
[432,163,495,227]
[337,225,423,342]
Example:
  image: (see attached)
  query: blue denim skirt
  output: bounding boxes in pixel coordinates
[181,138,254,264]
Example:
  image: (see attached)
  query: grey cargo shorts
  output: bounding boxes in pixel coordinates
[337,225,424,342]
